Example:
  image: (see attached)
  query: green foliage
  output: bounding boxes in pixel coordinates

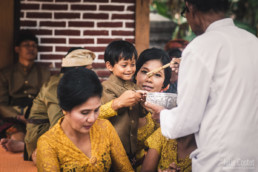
[234,20,256,35]
[151,0,172,19]
[151,0,258,38]
[230,0,258,29]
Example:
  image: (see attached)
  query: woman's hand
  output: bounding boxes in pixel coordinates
[144,101,164,123]
[158,162,180,172]
[112,90,145,110]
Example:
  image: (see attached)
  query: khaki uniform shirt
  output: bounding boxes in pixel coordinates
[25,74,63,158]
[101,74,145,157]
[0,63,50,118]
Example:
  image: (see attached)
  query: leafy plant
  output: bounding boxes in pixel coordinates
[150,0,258,39]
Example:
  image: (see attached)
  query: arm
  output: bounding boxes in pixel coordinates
[157,163,180,172]
[0,72,20,118]
[44,88,63,128]
[26,79,61,158]
[37,136,60,172]
[142,128,163,172]
[107,121,134,172]
[98,100,117,119]
[101,83,142,118]
[141,149,160,172]
[160,48,212,139]
[99,90,145,119]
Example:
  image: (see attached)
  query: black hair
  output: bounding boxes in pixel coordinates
[60,66,86,74]
[104,40,138,66]
[57,68,102,111]
[167,48,182,60]
[185,0,230,12]
[134,48,171,89]
[15,30,38,46]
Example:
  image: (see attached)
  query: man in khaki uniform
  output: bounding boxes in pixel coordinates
[25,48,96,161]
[0,30,50,152]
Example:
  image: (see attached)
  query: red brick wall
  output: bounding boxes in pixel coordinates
[20,0,136,80]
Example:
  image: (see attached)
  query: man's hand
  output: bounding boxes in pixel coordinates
[144,101,165,123]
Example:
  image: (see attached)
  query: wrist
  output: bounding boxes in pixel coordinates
[112,98,121,111]
[16,114,23,121]
[16,115,22,121]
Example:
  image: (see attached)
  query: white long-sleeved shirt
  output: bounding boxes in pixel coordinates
[160,18,258,171]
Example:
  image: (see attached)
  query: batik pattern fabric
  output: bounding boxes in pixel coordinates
[136,112,158,172]
[145,128,192,172]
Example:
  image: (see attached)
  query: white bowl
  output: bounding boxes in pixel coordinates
[146,92,177,109]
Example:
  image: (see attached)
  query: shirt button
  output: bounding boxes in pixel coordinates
[24,80,29,84]
[131,120,134,124]
[90,156,97,164]
[24,90,27,94]
[28,94,32,98]
[130,134,133,137]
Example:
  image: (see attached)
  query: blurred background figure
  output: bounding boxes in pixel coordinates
[0,30,50,153]
[164,39,188,93]
[164,39,188,52]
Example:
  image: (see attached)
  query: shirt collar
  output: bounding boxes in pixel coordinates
[206,18,234,33]
[108,73,135,89]
[17,62,35,73]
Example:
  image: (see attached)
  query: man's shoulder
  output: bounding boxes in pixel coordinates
[41,74,62,92]
[94,118,113,132]
[34,63,50,71]
[0,64,17,75]
[48,74,62,84]
[102,75,117,86]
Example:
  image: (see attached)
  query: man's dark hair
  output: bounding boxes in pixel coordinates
[15,30,38,46]
[134,48,171,89]
[57,68,102,111]
[185,0,230,12]
[104,40,138,66]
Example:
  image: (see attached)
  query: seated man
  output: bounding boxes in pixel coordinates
[25,48,96,162]
[0,30,50,153]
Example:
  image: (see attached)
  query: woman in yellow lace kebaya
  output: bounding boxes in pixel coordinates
[133,48,172,171]
[37,68,133,172]
[141,126,196,171]
[137,49,197,172]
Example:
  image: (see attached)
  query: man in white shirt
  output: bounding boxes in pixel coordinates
[145,0,258,171]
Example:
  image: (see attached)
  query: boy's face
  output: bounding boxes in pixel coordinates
[107,58,136,81]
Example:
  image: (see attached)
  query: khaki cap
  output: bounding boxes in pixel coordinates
[61,49,96,67]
